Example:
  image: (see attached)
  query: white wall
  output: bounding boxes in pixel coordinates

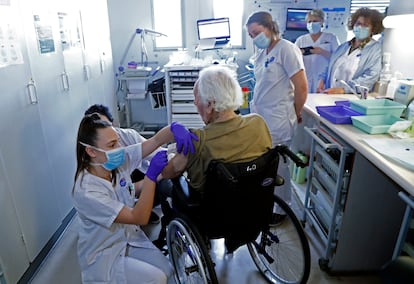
[383,0,414,79]
[106,0,352,82]
[106,0,352,67]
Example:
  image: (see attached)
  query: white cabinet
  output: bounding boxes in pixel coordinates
[0,0,115,282]
[303,122,406,272]
[165,65,204,129]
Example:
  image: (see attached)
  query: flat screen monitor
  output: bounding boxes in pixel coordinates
[197,17,230,42]
[286,8,311,31]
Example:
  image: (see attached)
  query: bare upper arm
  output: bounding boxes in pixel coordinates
[162,153,188,179]
[291,69,308,94]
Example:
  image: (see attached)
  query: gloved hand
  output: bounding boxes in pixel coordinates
[146,150,168,182]
[170,122,199,155]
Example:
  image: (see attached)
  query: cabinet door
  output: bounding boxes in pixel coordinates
[23,0,88,220]
[56,5,90,217]
[0,156,30,284]
[80,0,116,108]
[0,0,59,267]
[13,0,67,261]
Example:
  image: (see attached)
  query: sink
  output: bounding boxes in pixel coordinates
[363,138,414,170]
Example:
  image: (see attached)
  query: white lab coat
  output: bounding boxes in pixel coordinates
[295,32,339,93]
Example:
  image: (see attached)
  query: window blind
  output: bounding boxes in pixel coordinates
[350,0,390,14]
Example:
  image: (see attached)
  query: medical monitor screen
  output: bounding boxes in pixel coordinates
[197,17,230,41]
[286,8,311,31]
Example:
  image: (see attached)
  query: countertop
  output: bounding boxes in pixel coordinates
[304,93,414,196]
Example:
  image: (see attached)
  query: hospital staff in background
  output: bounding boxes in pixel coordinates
[317,7,384,94]
[295,9,340,93]
[245,11,308,225]
[72,114,196,284]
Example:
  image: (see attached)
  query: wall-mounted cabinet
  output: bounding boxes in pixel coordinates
[0,0,115,282]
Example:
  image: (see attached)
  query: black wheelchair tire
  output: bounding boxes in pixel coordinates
[247,194,311,284]
[166,215,218,284]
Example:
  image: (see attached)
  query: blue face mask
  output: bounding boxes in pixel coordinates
[353,25,370,40]
[253,32,271,49]
[307,22,322,34]
[80,142,125,171]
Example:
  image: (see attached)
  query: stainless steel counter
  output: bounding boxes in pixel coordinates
[304,93,414,196]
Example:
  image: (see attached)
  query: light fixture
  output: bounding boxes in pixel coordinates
[383,14,414,28]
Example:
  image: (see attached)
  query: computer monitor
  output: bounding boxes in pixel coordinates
[286,8,311,31]
[197,17,231,43]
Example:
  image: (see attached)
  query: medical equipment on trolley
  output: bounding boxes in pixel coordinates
[117,27,167,76]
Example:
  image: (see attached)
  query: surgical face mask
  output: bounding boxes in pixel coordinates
[353,25,370,40]
[80,142,125,171]
[253,32,271,49]
[307,22,322,34]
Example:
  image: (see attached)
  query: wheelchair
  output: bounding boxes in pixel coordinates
[157,145,311,284]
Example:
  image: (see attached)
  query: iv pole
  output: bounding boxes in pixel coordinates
[118,28,167,74]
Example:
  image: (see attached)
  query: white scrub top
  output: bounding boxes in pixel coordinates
[330,47,361,88]
[73,143,156,283]
[252,39,304,145]
[115,127,154,173]
[295,32,339,93]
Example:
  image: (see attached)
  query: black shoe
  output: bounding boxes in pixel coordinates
[149,211,160,224]
[153,238,168,255]
[270,213,286,226]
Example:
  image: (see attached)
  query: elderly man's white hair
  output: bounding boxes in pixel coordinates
[197,65,243,112]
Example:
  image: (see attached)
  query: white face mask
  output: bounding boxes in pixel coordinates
[353,25,370,40]
[253,32,271,49]
[307,22,322,34]
[80,142,125,171]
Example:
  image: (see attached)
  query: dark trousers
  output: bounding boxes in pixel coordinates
[131,169,173,207]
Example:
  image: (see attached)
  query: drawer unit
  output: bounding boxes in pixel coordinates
[172,102,198,113]
[165,66,205,129]
[303,122,405,273]
[303,124,354,270]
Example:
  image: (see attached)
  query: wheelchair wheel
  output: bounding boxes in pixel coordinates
[166,217,218,284]
[247,194,311,284]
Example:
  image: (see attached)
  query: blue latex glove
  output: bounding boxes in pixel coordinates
[170,122,199,155]
[146,150,168,182]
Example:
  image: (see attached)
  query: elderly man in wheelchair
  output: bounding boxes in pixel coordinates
[156,65,310,284]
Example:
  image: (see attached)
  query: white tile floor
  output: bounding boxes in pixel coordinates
[29,205,383,284]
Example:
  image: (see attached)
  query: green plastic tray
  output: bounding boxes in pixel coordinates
[351,114,404,134]
[349,99,406,116]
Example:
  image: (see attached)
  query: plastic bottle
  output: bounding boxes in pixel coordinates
[291,152,303,182]
[378,63,392,97]
[405,100,414,136]
[295,154,308,184]
[241,87,250,109]
[386,71,403,99]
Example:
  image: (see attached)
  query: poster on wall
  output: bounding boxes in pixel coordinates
[0,0,24,68]
[323,7,346,29]
[33,13,56,54]
[58,11,82,51]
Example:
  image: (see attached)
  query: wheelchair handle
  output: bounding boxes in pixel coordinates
[274,144,306,168]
